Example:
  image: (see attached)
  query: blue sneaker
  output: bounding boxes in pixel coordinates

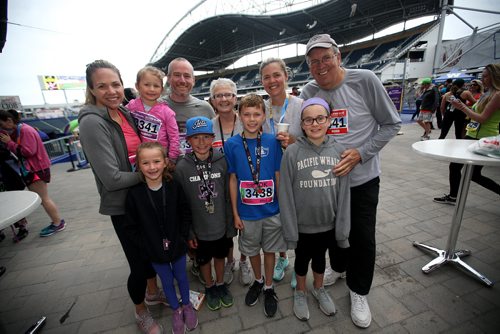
[273,256,289,281]
[40,220,66,237]
[290,271,297,289]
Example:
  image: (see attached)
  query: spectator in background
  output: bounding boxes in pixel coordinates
[159,57,215,155]
[416,78,439,140]
[439,79,477,139]
[434,64,500,205]
[291,86,300,96]
[123,87,137,105]
[0,109,66,238]
[411,82,424,121]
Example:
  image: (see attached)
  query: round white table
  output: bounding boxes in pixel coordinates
[412,139,500,287]
[0,191,41,230]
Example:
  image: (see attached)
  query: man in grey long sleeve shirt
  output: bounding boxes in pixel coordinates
[300,34,401,328]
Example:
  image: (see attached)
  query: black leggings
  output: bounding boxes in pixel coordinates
[111,215,156,305]
[294,229,334,276]
[439,110,466,139]
[449,163,500,198]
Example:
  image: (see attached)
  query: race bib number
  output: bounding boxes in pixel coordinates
[179,133,192,154]
[132,112,161,140]
[327,109,348,135]
[466,121,480,134]
[239,180,274,205]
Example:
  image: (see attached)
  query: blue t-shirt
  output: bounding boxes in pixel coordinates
[224,133,282,220]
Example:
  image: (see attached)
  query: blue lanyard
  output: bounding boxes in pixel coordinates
[269,96,289,135]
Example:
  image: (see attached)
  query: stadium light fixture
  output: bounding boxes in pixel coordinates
[279,28,286,36]
[199,39,206,45]
[232,27,238,33]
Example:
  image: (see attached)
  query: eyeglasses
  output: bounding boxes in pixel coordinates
[470,83,479,86]
[301,115,329,126]
[307,54,335,67]
[213,93,235,99]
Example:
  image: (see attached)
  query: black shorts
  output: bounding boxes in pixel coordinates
[23,168,51,186]
[195,236,231,266]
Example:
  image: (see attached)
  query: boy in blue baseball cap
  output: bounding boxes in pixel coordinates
[175,116,236,311]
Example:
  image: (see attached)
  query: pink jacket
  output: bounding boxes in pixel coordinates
[126,98,181,160]
[6,123,51,172]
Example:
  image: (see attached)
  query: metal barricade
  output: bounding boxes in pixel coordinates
[43,135,73,164]
[43,135,89,171]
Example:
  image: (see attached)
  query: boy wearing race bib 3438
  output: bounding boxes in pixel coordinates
[224,93,287,318]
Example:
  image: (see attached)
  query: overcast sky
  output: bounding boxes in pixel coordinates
[0,0,498,106]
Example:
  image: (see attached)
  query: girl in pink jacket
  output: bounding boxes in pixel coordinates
[126,66,181,162]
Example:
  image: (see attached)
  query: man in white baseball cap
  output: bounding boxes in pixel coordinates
[300,34,402,328]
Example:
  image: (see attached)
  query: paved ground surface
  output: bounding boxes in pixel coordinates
[1,118,500,334]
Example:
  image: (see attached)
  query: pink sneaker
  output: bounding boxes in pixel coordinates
[135,309,162,334]
[172,308,185,334]
[183,303,198,331]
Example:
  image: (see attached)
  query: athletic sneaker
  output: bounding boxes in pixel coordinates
[223,260,235,285]
[135,308,162,334]
[273,256,289,281]
[290,271,297,289]
[39,219,66,237]
[433,194,456,205]
[293,290,309,321]
[217,284,234,307]
[350,290,372,328]
[145,288,169,306]
[312,287,336,315]
[191,260,200,277]
[323,267,346,286]
[205,285,221,311]
[182,303,198,331]
[171,308,185,334]
[263,287,278,317]
[245,280,264,306]
[14,228,29,243]
[191,260,208,285]
[239,260,253,286]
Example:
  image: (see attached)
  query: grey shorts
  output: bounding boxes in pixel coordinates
[238,213,286,256]
[417,111,433,122]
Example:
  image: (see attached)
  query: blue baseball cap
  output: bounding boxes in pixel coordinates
[186,116,214,137]
[301,97,331,115]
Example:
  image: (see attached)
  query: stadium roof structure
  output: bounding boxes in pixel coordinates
[151,0,446,72]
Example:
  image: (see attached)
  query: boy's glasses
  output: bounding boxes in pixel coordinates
[301,115,329,126]
[213,93,235,99]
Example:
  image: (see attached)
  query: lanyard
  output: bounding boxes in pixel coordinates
[191,151,215,202]
[268,95,289,135]
[146,184,168,239]
[217,114,236,149]
[241,132,262,189]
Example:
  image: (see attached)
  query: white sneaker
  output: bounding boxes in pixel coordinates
[350,290,371,328]
[323,267,346,286]
[224,260,235,285]
[239,259,253,286]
